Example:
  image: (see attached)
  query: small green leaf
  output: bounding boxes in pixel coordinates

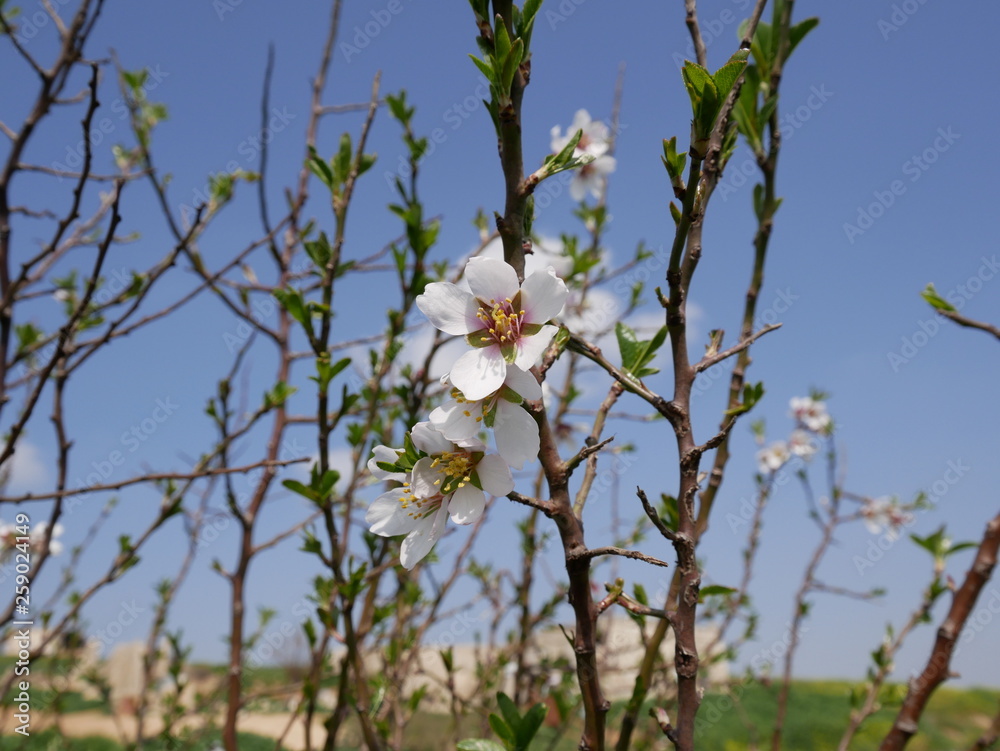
[516,702,548,748]
[283,479,317,502]
[307,146,335,190]
[699,585,738,603]
[496,692,521,733]
[488,713,515,746]
[469,54,496,84]
[920,283,956,313]
[712,58,747,104]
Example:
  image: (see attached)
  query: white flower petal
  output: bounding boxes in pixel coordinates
[365,489,414,537]
[592,154,616,176]
[368,445,406,482]
[495,401,540,470]
[450,347,507,401]
[475,453,514,496]
[863,516,883,535]
[411,456,441,499]
[521,267,568,323]
[503,365,542,402]
[399,504,448,569]
[513,325,557,370]
[416,282,480,335]
[429,400,482,442]
[465,257,520,305]
[448,484,485,525]
[550,123,565,152]
[569,175,587,202]
[411,421,454,455]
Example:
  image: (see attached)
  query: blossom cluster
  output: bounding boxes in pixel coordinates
[365,257,568,568]
[755,395,831,474]
[754,396,914,537]
[550,109,616,201]
[0,519,64,560]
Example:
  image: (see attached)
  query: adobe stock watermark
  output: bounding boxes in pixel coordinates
[718,84,833,202]
[666,0,755,71]
[724,454,810,534]
[244,598,313,672]
[886,255,998,371]
[427,607,491,650]
[953,588,1000,658]
[51,66,170,179]
[843,126,960,244]
[852,458,970,576]
[877,0,931,41]
[339,0,411,62]
[692,287,799,398]
[179,106,296,223]
[545,0,590,30]
[381,75,493,193]
[91,599,146,646]
[8,0,74,44]
[67,396,181,507]
[213,0,246,21]
[695,620,810,735]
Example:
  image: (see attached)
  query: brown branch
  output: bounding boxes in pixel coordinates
[879,511,1000,751]
[638,486,678,542]
[694,323,782,373]
[570,546,670,569]
[969,699,1000,751]
[0,458,307,503]
[684,0,708,68]
[938,310,1000,341]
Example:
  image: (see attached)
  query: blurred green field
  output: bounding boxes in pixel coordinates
[0,679,996,749]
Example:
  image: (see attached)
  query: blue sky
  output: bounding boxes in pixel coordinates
[2,0,999,692]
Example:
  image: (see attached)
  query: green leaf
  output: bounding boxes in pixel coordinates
[499,38,524,97]
[681,61,714,110]
[273,287,311,331]
[304,233,332,269]
[493,14,512,65]
[307,146,334,190]
[616,322,641,372]
[469,54,496,84]
[496,692,521,733]
[616,322,668,378]
[920,283,956,312]
[712,59,747,104]
[699,585,738,603]
[788,17,820,59]
[516,703,548,748]
[488,713,515,746]
[283,479,317,502]
[334,132,353,184]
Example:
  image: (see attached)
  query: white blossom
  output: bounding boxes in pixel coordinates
[550,109,617,201]
[860,497,913,536]
[429,366,541,470]
[789,396,831,433]
[416,257,567,400]
[365,423,513,569]
[756,441,790,474]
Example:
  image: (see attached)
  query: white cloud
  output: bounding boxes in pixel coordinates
[2,441,48,492]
